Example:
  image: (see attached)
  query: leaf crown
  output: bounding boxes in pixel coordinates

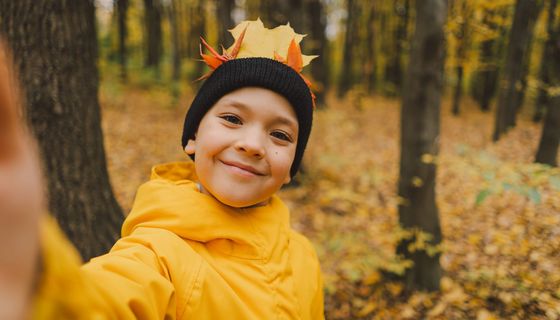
[198,18,318,108]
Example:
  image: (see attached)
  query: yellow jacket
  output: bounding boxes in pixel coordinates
[35,162,324,319]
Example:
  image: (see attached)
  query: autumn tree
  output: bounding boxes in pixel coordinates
[397,0,446,291]
[363,2,377,93]
[216,0,236,46]
[244,0,261,20]
[143,0,163,73]
[493,0,544,141]
[188,0,206,81]
[450,0,473,116]
[167,0,181,82]
[115,0,129,82]
[534,0,558,122]
[260,0,305,32]
[535,0,560,166]
[306,0,329,105]
[385,0,411,96]
[470,4,510,112]
[338,0,358,97]
[0,0,123,260]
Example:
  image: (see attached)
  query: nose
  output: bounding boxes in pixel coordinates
[234,127,266,158]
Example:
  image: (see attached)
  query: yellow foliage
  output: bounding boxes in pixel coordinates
[356,301,377,317]
[411,176,424,187]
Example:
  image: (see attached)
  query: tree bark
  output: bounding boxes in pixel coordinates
[188,0,206,82]
[513,32,536,114]
[260,0,305,32]
[397,0,446,292]
[385,0,410,96]
[476,38,499,111]
[536,97,560,166]
[493,0,543,141]
[534,0,558,122]
[167,0,181,82]
[0,0,123,260]
[337,0,357,97]
[451,0,471,116]
[244,0,261,20]
[535,0,560,166]
[471,7,509,112]
[364,2,377,93]
[216,0,235,47]
[116,0,129,82]
[452,66,464,115]
[306,0,329,106]
[143,0,163,73]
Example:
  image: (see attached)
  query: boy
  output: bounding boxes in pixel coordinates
[0,19,324,319]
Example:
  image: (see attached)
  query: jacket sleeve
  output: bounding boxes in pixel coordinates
[33,217,177,319]
[311,264,325,319]
[310,264,325,320]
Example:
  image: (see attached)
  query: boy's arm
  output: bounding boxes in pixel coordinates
[34,218,177,319]
[0,42,177,319]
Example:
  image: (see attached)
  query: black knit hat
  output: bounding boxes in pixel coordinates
[181,57,313,178]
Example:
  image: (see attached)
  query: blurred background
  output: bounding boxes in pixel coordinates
[1,0,560,318]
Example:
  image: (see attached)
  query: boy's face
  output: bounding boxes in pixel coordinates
[185,87,298,208]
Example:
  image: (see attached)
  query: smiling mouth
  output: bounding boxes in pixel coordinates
[220,160,264,176]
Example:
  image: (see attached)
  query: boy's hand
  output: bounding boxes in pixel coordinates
[0,41,44,319]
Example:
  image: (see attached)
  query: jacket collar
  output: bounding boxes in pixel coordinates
[121,162,291,259]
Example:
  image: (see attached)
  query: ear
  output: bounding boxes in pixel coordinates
[184,139,196,155]
[283,174,291,185]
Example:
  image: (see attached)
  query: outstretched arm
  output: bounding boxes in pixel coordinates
[0,41,178,319]
[0,41,44,320]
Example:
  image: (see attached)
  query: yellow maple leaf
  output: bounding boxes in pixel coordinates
[227,18,317,67]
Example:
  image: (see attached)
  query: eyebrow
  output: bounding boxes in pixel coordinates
[219,99,298,130]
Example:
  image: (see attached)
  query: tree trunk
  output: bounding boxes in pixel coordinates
[477,38,499,111]
[493,0,543,141]
[451,0,470,116]
[471,7,509,112]
[260,0,305,32]
[143,0,163,73]
[533,0,558,122]
[0,0,123,261]
[397,0,446,292]
[513,32,536,114]
[534,62,550,122]
[536,97,560,166]
[364,2,377,93]
[385,0,410,96]
[306,0,329,106]
[188,0,206,82]
[244,0,261,20]
[177,0,191,60]
[535,0,560,166]
[216,0,235,46]
[167,0,181,82]
[337,0,357,98]
[452,66,464,115]
[116,0,129,82]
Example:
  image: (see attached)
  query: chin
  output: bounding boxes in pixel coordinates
[215,193,269,208]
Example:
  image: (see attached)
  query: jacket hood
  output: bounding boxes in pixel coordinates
[121,162,291,259]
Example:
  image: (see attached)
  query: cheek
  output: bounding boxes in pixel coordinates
[270,147,296,175]
[196,127,227,155]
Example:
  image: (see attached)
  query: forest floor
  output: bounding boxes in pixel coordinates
[100,82,560,319]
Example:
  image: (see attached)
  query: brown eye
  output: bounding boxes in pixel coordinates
[271,130,292,142]
[220,114,242,125]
